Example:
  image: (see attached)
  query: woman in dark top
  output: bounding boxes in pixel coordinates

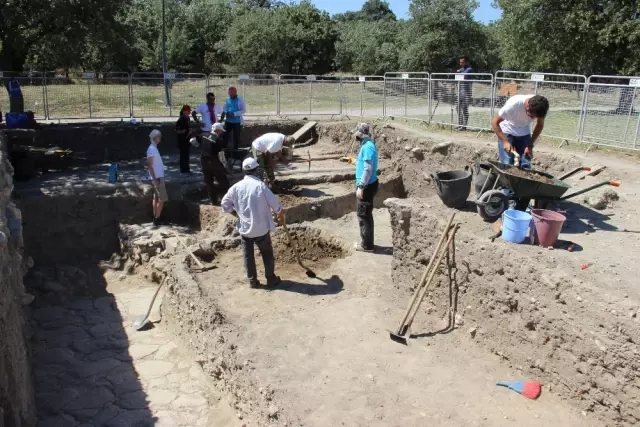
[175,105,193,174]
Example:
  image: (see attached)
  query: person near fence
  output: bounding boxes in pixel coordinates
[456,55,473,130]
[250,132,295,189]
[192,92,223,138]
[200,123,230,205]
[221,86,246,150]
[353,123,379,253]
[175,105,193,174]
[221,157,284,288]
[147,129,168,227]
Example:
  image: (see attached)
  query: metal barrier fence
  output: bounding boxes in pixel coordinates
[494,71,587,142]
[430,73,493,131]
[383,72,429,120]
[580,75,640,150]
[2,70,639,151]
[209,74,278,116]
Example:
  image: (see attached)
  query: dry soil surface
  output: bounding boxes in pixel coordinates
[194,210,594,427]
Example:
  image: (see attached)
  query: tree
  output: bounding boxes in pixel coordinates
[223,1,337,74]
[493,0,640,75]
[398,0,490,72]
[335,20,399,74]
[334,0,396,22]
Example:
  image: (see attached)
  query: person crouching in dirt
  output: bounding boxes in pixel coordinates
[221,157,285,288]
[353,123,379,253]
[491,94,549,210]
[200,123,230,205]
[250,132,295,191]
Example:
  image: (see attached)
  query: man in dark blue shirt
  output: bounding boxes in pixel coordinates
[456,55,473,130]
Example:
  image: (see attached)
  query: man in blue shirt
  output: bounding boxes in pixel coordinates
[456,55,473,131]
[221,86,246,150]
[353,123,379,253]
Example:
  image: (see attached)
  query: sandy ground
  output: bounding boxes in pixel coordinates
[194,210,595,427]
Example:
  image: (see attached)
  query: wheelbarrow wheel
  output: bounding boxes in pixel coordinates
[477,190,508,223]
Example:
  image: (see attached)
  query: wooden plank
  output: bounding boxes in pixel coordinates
[292,121,318,142]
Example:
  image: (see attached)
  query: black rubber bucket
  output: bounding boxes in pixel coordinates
[431,167,472,209]
[474,161,498,196]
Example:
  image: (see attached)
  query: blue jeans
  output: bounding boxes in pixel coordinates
[498,134,531,168]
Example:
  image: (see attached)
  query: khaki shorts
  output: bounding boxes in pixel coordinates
[153,178,169,202]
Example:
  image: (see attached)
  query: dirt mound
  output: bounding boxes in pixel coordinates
[506,166,556,185]
[272,226,347,264]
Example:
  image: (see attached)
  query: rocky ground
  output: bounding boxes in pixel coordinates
[30,271,238,427]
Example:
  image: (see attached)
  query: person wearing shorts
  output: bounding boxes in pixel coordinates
[147,129,168,226]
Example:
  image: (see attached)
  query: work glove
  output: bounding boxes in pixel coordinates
[356,187,364,200]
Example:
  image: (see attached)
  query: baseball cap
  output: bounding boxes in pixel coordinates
[242,157,258,171]
[212,123,225,132]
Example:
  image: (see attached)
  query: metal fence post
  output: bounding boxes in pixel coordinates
[634,110,640,149]
[42,74,49,120]
[383,77,387,117]
[88,77,93,118]
[128,74,133,118]
[403,79,407,116]
[622,88,637,145]
[276,75,281,116]
[308,80,312,115]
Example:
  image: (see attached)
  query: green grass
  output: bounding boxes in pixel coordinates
[2,79,637,150]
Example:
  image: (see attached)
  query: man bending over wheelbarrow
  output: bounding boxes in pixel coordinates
[491,94,549,210]
[491,94,549,168]
[250,132,295,191]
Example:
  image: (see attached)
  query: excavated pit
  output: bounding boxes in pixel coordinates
[11,119,639,426]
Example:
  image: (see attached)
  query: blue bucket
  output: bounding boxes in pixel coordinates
[502,209,532,244]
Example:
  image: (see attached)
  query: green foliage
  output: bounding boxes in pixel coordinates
[494,0,640,75]
[0,0,637,77]
[222,1,337,74]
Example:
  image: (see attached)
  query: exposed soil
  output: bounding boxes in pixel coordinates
[506,166,557,185]
[271,226,348,264]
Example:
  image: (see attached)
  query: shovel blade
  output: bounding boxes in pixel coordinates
[389,330,408,345]
[132,315,149,331]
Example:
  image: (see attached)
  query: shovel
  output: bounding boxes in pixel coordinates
[133,275,167,331]
[281,216,317,278]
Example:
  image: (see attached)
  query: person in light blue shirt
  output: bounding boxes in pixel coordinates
[353,123,379,253]
[221,86,246,150]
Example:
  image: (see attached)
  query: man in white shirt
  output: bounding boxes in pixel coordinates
[192,92,223,138]
[222,157,285,288]
[146,129,167,227]
[491,94,549,167]
[250,132,295,188]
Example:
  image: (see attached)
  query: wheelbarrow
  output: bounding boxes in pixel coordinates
[475,161,620,222]
[224,147,251,172]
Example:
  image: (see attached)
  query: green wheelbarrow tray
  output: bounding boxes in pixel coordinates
[486,160,571,200]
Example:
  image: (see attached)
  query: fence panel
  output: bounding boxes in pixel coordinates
[85,73,131,118]
[278,75,342,116]
[340,76,385,117]
[45,72,92,119]
[131,73,171,117]
[169,73,207,116]
[494,71,586,142]
[581,76,640,150]
[383,72,429,120]
[208,74,278,116]
[0,71,47,119]
[430,73,493,130]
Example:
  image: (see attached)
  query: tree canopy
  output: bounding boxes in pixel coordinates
[1,0,638,76]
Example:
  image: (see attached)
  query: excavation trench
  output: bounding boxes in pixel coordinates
[9,121,638,426]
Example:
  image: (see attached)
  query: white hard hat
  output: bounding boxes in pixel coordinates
[242,157,258,171]
[212,123,225,132]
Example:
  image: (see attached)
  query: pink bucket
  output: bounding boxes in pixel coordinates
[531,209,566,248]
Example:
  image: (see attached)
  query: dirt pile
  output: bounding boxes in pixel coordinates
[386,197,640,426]
[272,226,347,264]
[506,166,556,185]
